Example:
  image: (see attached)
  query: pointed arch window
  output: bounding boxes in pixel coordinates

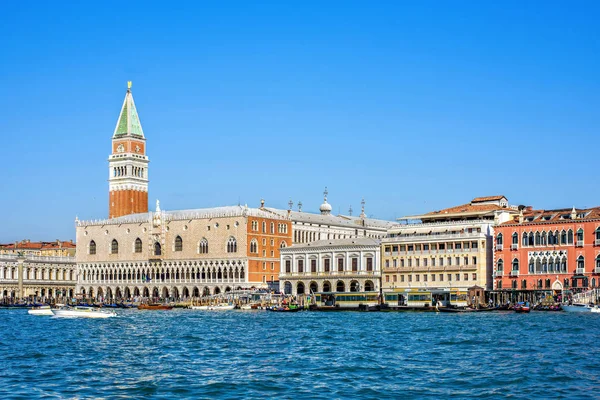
[568,230,574,245]
[496,233,503,246]
[596,255,600,272]
[199,238,209,254]
[541,231,547,246]
[560,230,567,245]
[154,242,162,256]
[250,240,258,253]
[111,239,119,254]
[280,241,287,249]
[227,237,237,253]
[596,227,600,241]
[497,259,504,273]
[522,232,528,246]
[535,232,541,246]
[175,236,183,252]
[512,233,518,245]
[89,240,96,255]
[134,238,142,253]
[512,259,519,272]
[577,255,585,272]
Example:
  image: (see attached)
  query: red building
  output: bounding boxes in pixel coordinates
[492,206,600,303]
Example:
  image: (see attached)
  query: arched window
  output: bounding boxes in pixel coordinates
[568,229,574,245]
[111,239,119,254]
[512,233,518,245]
[134,238,142,253]
[596,255,600,272]
[280,241,287,249]
[154,242,162,256]
[175,236,183,252]
[596,227,600,241]
[199,238,208,254]
[522,232,528,246]
[512,259,519,271]
[521,280,527,289]
[577,255,584,272]
[528,232,534,246]
[227,237,237,253]
[535,232,541,246]
[270,222,275,234]
[497,259,504,272]
[89,240,96,255]
[250,240,258,253]
[577,228,584,243]
[262,222,266,233]
[541,231,547,246]
[561,230,567,245]
[251,221,258,231]
[496,233,503,246]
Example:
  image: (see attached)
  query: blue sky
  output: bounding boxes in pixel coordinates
[0,1,598,242]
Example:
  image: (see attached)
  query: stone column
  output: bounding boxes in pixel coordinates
[17,255,25,300]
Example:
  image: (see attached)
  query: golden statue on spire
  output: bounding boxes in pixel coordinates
[127,81,132,89]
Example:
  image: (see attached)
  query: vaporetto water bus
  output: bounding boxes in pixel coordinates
[383,288,469,310]
[312,292,380,311]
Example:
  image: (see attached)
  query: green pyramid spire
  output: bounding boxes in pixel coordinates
[113,82,145,138]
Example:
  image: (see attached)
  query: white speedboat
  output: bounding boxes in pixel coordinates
[52,306,116,319]
[592,306,600,313]
[189,304,235,311]
[562,303,593,313]
[28,305,54,316]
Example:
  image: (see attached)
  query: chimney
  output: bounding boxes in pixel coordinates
[518,209,524,224]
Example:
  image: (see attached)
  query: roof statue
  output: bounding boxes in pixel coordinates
[156,199,161,213]
[320,187,332,215]
[113,81,145,138]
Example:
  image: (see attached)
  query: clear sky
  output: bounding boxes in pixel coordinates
[0,1,598,243]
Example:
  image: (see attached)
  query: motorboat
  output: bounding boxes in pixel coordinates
[52,306,116,319]
[28,305,54,316]
[514,302,531,313]
[562,303,593,313]
[137,304,173,310]
[189,304,235,310]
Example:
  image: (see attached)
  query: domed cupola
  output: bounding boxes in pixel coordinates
[320,187,332,215]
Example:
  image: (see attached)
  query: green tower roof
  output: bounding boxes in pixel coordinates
[113,83,145,138]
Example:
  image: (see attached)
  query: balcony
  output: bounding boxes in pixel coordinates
[576,268,585,274]
[496,244,503,251]
[595,267,600,274]
[596,239,600,246]
[510,270,519,277]
[576,240,584,247]
[511,244,518,250]
[493,271,503,278]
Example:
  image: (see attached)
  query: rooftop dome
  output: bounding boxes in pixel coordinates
[320,187,332,215]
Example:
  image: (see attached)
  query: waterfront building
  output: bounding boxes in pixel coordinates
[381,196,518,303]
[0,240,76,300]
[278,238,381,295]
[492,206,600,303]
[76,201,292,300]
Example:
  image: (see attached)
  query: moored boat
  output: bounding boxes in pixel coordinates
[138,304,173,310]
[52,306,116,318]
[28,305,54,316]
[514,302,531,313]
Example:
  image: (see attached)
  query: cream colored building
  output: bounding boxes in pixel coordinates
[0,254,76,301]
[279,238,381,295]
[381,196,518,296]
[76,202,291,300]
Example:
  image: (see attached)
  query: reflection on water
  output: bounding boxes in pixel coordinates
[1,309,600,398]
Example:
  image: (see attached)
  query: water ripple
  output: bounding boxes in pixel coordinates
[1,310,600,398]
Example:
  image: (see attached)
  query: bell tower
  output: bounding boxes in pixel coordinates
[108,81,149,218]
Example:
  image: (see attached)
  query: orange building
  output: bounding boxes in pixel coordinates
[246,211,292,287]
[108,82,149,219]
[493,206,600,303]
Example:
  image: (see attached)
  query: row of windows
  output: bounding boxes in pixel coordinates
[0,268,74,281]
[89,236,237,256]
[249,239,288,254]
[498,277,599,290]
[285,257,374,273]
[385,256,478,268]
[497,256,600,273]
[384,241,480,254]
[250,221,289,234]
[497,229,600,247]
[112,166,145,178]
[385,272,477,283]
